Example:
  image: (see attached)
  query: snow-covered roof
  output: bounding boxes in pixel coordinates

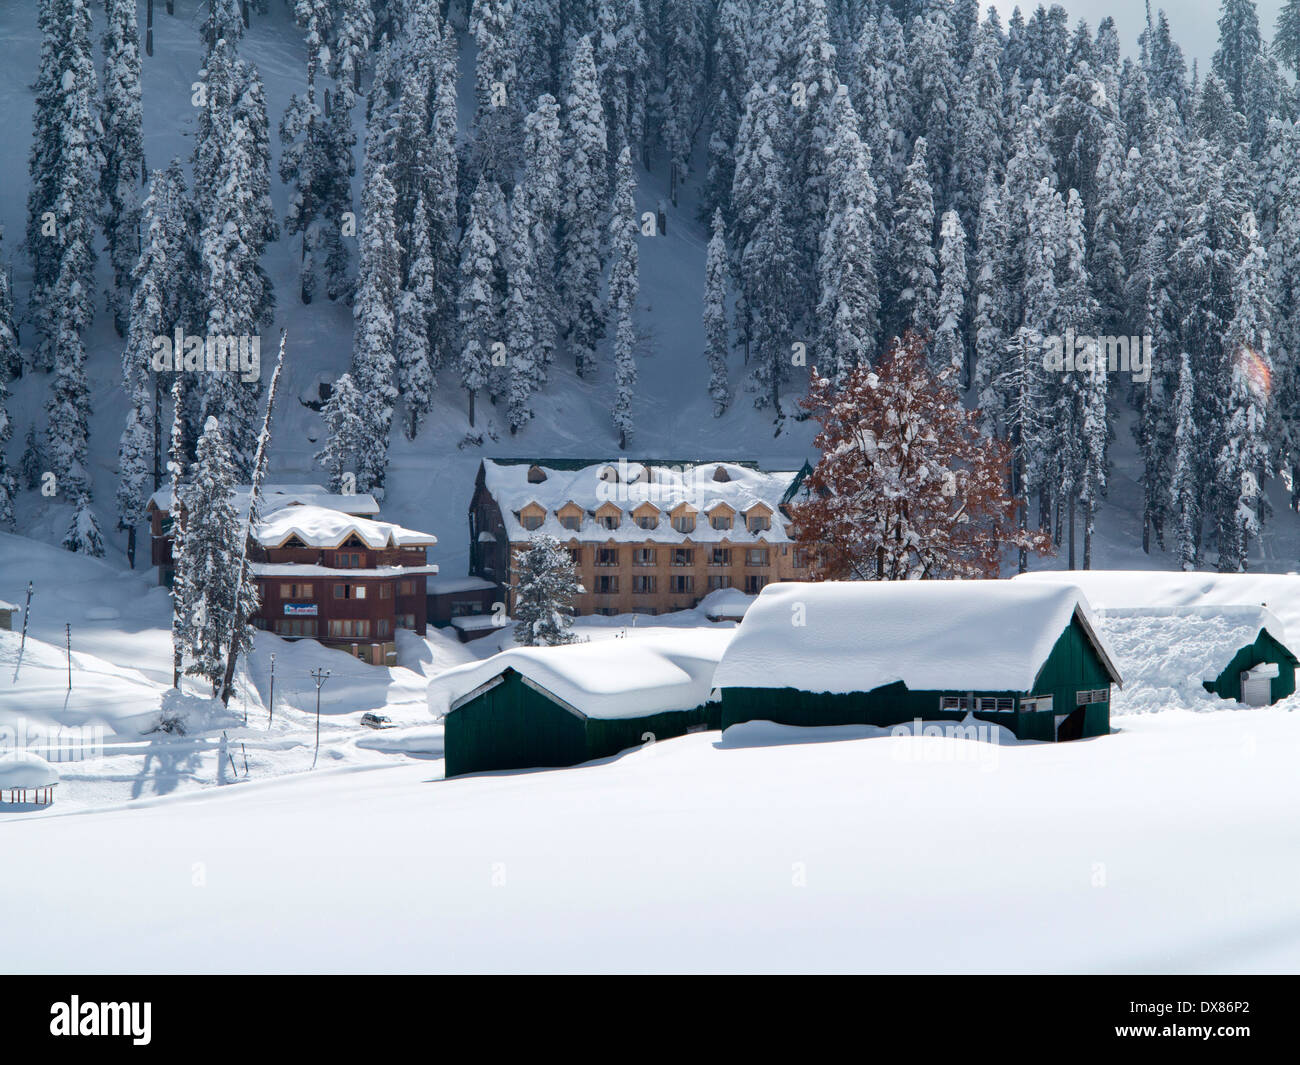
[249,563,439,578]
[254,505,436,550]
[427,576,499,595]
[1094,605,1294,713]
[430,629,735,720]
[0,752,60,789]
[148,482,380,517]
[697,586,755,619]
[0,599,18,611]
[480,459,803,545]
[1014,570,1300,636]
[712,581,1122,694]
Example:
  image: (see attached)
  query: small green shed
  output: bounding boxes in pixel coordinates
[713,581,1123,743]
[432,631,732,777]
[1095,605,1297,707]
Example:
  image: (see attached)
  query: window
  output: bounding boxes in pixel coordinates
[793,548,811,569]
[333,584,365,600]
[711,513,732,530]
[748,514,771,532]
[745,548,770,567]
[669,575,694,594]
[672,515,695,534]
[273,619,318,637]
[397,614,415,629]
[596,575,619,594]
[377,618,391,638]
[566,547,582,566]
[633,548,656,567]
[450,600,485,617]
[637,513,658,530]
[521,513,543,531]
[380,583,392,599]
[632,575,657,594]
[708,548,731,567]
[1076,688,1109,706]
[977,697,1014,713]
[560,514,581,531]
[328,619,371,638]
[279,583,313,598]
[596,547,619,567]
[671,548,694,567]
[335,552,362,568]
[707,575,732,591]
[1021,695,1054,713]
[743,575,768,595]
[599,513,620,530]
[594,607,619,617]
[398,580,415,596]
[939,696,970,711]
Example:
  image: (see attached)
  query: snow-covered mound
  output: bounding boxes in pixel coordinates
[1014,570,1300,636]
[428,628,734,719]
[697,586,755,619]
[713,580,1120,695]
[0,751,59,789]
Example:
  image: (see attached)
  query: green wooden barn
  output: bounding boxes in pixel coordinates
[432,631,732,777]
[1093,605,1297,707]
[713,581,1123,742]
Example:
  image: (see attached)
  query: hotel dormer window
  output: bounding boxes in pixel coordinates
[521,513,543,531]
[672,514,695,534]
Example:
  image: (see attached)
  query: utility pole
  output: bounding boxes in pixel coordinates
[65,623,72,691]
[267,652,275,728]
[310,668,330,769]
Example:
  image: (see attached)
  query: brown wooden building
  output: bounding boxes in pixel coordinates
[468,458,813,618]
[147,486,436,666]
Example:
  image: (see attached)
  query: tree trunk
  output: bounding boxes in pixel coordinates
[467,389,476,427]
[1083,500,1093,569]
[146,0,154,57]
[1067,495,1076,569]
[127,525,136,570]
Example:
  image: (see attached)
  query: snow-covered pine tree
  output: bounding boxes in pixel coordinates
[203,0,244,50]
[173,416,259,692]
[848,12,909,242]
[559,35,607,379]
[503,190,539,435]
[62,493,105,557]
[889,137,938,341]
[458,177,503,427]
[315,371,369,493]
[469,0,522,189]
[972,179,1011,428]
[27,0,103,372]
[44,316,93,501]
[0,237,18,380]
[700,0,750,227]
[908,2,961,207]
[1213,0,1265,111]
[425,19,462,376]
[20,425,47,492]
[815,88,879,386]
[396,193,436,440]
[1215,210,1274,571]
[608,145,639,449]
[952,15,1005,232]
[350,163,399,491]
[101,0,145,338]
[1169,351,1199,569]
[0,375,14,530]
[511,534,583,646]
[595,0,648,172]
[514,0,562,105]
[655,0,707,206]
[520,94,562,386]
[933,208,968,384]
[703,209,732,417]
[1277,0,1300,76]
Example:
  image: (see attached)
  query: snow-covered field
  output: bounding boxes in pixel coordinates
[3,708,1298,973]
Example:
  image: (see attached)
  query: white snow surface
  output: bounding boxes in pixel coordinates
[429,627,734,720]
[713,580,1121,694]
[148,482,381,516]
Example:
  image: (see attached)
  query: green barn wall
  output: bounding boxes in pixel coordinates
[1202,629,1299,704]
[445,670,716,777]
[719,615,1113,742]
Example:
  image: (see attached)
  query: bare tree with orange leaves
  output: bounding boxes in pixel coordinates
[790,332,1051,580]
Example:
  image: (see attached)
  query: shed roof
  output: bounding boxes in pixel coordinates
[254,505,436,550]
[430,629,734,720]
[712,580,1122,694]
